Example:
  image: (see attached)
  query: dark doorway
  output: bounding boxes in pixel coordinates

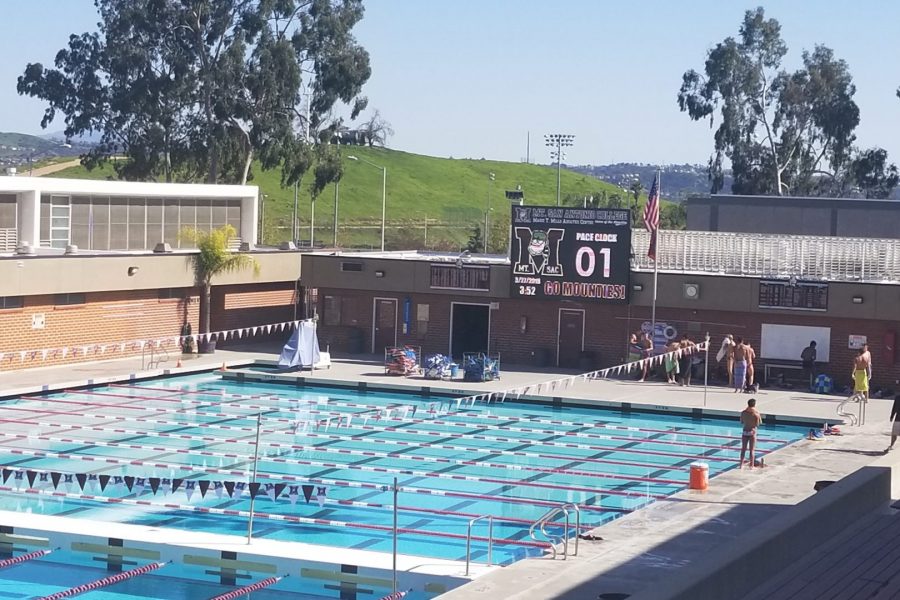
[372,298,397,353]
[557,308,585,367]
[450,303,489,359]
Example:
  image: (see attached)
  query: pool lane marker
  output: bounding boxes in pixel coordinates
[0,431,671,499]
[13,394,772,455]
[0,547,54,569]
[107,383,786,444]
[37,560,169,600]
[0,484,549,550]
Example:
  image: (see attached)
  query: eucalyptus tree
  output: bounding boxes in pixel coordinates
[677,7,859,196]
[18,0,371,186]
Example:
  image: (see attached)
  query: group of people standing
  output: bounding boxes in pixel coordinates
[630,331,698,386]
[717,335,758,393]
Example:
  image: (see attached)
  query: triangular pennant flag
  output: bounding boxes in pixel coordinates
[112,476,124,492]
[26,470,37,489]
[316,486,327,507]
[2,469,11,483]
[184,480,196,501]
[214,481,224,499]
[198,480,210,498]
[98,475,111,491]
[40,350,48,361]
[38,472,49,488]
[149,477,160,495]
[13,471,23,488]
[224,481,236,498]
[248,482,261,499]
[265,483,276,501]
[171,479,183,494]
[161,478,172,495]
[274,483,286,501]
[49,472,61,489]
[135,478,146,495]
[64,473,74,491]
[124,476,135,492]
[76,473,87,490]
[288,485,299,505]
[302,484,314,503]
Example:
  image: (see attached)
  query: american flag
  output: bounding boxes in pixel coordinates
[643,172,660,260]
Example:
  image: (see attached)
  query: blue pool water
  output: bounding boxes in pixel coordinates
[0,372,806,573]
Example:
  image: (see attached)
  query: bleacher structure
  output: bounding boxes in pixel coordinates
[631,230,900,284]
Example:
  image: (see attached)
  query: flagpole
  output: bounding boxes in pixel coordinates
[650,169,660,344]
[246,412,262,544]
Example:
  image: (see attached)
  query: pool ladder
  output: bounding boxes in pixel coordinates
[529,503,580,560]
[142,344,169,370]
[465,515,494,576]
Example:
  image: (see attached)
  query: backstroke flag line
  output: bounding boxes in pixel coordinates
[643,171,660,260]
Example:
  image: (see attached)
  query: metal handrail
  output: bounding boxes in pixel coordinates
[465,514,493,576]
[141,344,170,370]
[529,502,581,560]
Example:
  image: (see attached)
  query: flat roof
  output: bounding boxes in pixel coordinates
[0,175,257,198]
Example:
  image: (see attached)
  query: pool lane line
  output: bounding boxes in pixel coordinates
[0,431,673,499]
[0,412,701,474]
[0,547,54,569]
[451,411,786,444]
[0,484,551,550]
[37,560,169,600]
[0,411,757,463]
[19,392,784,453]
[117,384,785,444]
[208,575,287,600]
[0,428,684,486]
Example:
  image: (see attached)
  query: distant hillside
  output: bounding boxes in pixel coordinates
[0,131,85,169]
[570,162,733,201]
[50,146,681,250]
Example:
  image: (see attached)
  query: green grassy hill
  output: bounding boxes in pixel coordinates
[48,146,668,250]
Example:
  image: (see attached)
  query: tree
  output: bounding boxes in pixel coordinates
[18,0,371,186]
[849,148,899,199]
[182,225,258,341]
[359,109,394,147]
[465,226,484,254]
[677,7,859,196]
[629,179,643,226]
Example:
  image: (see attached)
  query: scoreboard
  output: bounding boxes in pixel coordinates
[509,206,631,303]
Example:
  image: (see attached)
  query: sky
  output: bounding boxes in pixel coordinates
[1,0,899,167]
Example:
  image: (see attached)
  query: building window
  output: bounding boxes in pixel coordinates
[341,262,363,272]
[430,264,490,291]
[0,296,24,309]
[323,295,341,326]
[55,293,86,306]
[158,288,182,300]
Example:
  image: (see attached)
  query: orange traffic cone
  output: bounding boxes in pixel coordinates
[176,358,183,368]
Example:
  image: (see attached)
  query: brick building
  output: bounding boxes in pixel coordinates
[0,176,300,371]
[301,230,900,391]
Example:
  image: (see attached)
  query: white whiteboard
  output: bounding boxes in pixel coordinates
[760,324,831,362]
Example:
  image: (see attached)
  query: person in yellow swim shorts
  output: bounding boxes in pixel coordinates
[852,348,870,402]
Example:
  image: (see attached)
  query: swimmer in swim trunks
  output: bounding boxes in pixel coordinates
[732,337,748,393]
[740,398,762,469]
[852,348,870,402]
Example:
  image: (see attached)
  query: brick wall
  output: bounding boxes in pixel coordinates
[316,288,900,390]
[211,282,297,347]
[0,289,199,371]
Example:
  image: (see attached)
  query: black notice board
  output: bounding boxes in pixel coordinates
[509,206,631,303]
[758,280,828,311]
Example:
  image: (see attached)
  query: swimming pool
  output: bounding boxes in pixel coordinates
[0,371,806,595]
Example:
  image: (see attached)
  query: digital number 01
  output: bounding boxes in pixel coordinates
[575,246,611,278]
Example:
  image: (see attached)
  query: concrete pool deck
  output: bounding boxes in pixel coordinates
[1,345,897,599]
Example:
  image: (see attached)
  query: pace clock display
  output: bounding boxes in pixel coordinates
[509,206,631,303]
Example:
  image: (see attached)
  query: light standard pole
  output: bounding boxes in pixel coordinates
[258,194,268,245]
[347,155,387,251]
[544,134,575,207]
[332,181,339,248]
[485,172,495,253]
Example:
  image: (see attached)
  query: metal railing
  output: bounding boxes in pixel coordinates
[0,228,17,252]
[465,514,494,576]
[529,503,580,560]
[631,230,900,283]
[141,344,169,370]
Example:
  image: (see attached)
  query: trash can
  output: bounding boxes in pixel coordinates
[449,363,459,378]
[347,328,364,354]
[534,348,551,368]
[689,462,709,490]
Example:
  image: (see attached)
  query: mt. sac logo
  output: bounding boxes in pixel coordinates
[512,227,564,276]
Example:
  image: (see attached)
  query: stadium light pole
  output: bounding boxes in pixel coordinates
[545,134,575,207]
[485,172,495,253]
[347,155,387,251]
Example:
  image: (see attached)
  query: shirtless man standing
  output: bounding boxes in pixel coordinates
[733,337,748,393]
[745,341,757,390]
[852,348,871,402]
[740,398,763,469]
